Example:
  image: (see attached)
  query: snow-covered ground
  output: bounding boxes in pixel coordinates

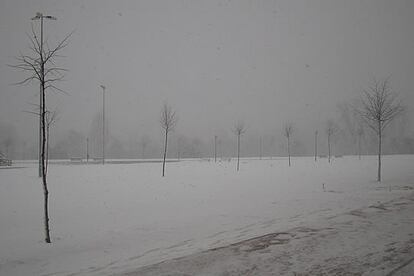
[128,188,414,275]
[0,155,413,275]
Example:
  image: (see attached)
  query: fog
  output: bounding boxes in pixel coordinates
[1,0,413,159]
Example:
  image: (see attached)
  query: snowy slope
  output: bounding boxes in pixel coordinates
[126,192,414,275]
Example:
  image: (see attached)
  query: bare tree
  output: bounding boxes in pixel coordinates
[326,120,339,163]
[283,123,293,166]
[10,19,71,243]
[233,121,246,171]
[357,78,404,182]
[160,103,177,177]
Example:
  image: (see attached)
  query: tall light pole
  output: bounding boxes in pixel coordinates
[86,137,89,163]
[314,130,318,162]
[177,139,180,161]
[259,136,262,160]
[214,135,217,162]
[100,85,106,164]
[31,12,56,177]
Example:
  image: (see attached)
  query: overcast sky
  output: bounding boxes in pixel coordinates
[0,0,413,151]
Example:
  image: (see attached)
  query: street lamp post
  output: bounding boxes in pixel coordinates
[214,135,217,162]
[259,136,262,160]
[86,137,89,163]
[315,130,318,162]
[31,12,56,177]
[100,85,106,164]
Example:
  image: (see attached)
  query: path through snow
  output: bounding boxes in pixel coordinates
[123,192,414,275]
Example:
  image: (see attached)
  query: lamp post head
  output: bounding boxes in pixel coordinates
[100,85,106,91]
[44,15,57,20]
[31,12,42,20]
[31,13,57,20]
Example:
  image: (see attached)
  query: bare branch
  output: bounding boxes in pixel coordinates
[283,122,293,138]
[44,75,65,84]
[357,78,404,134]
[160,103,177,133]
[45,84,70,96]
[45,109,60,127]
[10,27,72,99]
[44,67,68,77]
[11,74,38,86]
[22,110,40,116]
[44,30,74,64]
[233,121,246,136]
[326,120,339,136]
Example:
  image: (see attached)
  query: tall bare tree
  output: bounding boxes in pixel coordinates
[326,120,339,163]
[233,121,246,171]
[160,103,177,177]
[10,18,71,243]
[357,78,404,182]
[283,123,293,166]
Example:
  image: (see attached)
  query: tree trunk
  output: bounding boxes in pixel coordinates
[45,125,49,175]
[287,136,291,167]
[328,134,331,163]
[358,134,361,160]
[378,122,382,182]
[41,80,51,243]
[39,85,42,178]
[162,130,168,177]
[237,134,240,171]
[43,179,51,243]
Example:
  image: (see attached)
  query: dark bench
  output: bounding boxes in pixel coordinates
[0,159,12,166]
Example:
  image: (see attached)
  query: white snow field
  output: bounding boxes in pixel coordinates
[0,155,413,275]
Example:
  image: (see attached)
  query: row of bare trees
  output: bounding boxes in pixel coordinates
[134,77,406,180]
[162,81,403,173]
[221,78,404,177]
